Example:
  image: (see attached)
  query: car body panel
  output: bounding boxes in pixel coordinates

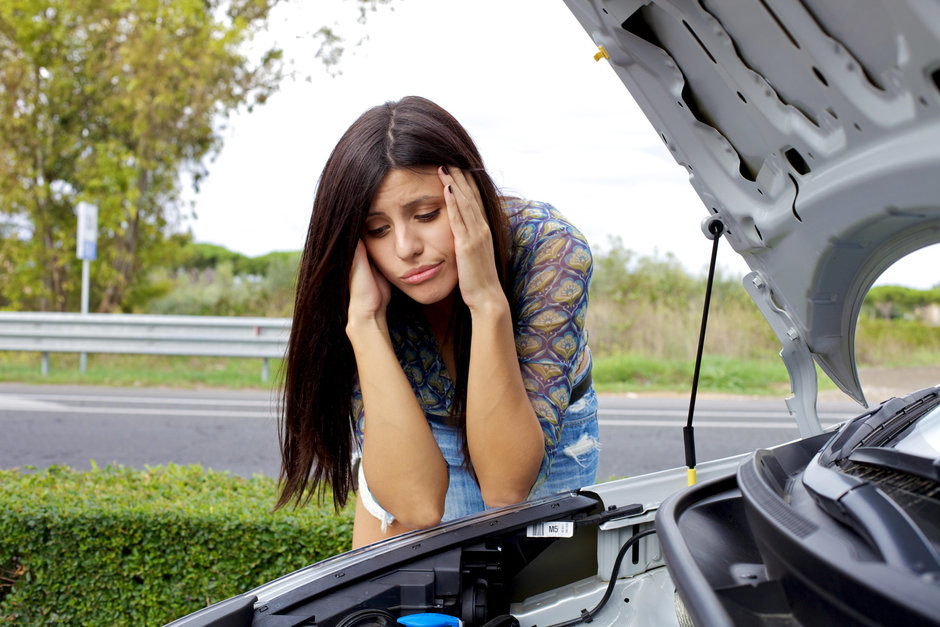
[166,2,940,625]
[657,385,940,626]
[563,0,940,412]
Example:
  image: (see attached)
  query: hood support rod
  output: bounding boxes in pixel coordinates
[685,217,725,485]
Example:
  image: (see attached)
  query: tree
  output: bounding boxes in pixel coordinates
[0,0,287,312]
[0,0,395,312]
[864,284,940,320]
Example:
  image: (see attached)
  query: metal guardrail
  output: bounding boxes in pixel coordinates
[0,312,291,382]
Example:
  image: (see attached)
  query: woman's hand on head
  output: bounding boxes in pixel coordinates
[438,166,505,312]
[347,239,391,328]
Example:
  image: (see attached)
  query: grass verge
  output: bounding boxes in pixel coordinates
[591,353,840,396]
[0,352,283,389]
[0,351,851,396]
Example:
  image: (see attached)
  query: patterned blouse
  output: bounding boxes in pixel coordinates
[351,198,593,479]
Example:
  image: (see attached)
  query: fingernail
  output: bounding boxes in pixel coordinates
[447,184,453,194]
[441,165,450,175]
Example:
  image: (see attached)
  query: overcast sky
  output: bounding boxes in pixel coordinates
[185,0,937,288]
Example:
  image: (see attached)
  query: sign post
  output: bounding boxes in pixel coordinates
[76,202,98,374]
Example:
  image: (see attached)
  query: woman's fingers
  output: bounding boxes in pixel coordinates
[348,241,371,305]
[443,179,466,236]
[441,167,486,249]
[440,168,465,237]
[348,240,390,320]
[440,167,485,231]
[348,240,368,289]
[438,166,504,309]
[439,166,488,237]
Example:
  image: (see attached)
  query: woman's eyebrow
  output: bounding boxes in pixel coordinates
[401,195,439,211]
[369,194,439,216]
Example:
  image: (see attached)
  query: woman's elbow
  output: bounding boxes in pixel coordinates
[478,457,542,508]
[397,500,445,529]
[481,485,532,509]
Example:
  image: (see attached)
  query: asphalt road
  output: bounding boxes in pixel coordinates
[0,383,865,481]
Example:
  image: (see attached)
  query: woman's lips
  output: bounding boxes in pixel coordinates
[401,263,442,285]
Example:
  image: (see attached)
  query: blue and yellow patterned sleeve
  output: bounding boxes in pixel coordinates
[508,200,593,480]
[351,375,365,449]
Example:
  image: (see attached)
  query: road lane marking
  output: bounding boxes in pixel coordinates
[598,408,858,420]
[0,395,68,411]
[8,394,860,420]
[0,394,858,427]
[599,419,844,429]
[8,393,273,407]
[0,405,271,419]
[0,404,848,428]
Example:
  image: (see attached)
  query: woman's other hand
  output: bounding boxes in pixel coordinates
[438,166,542,506]
[347,239,391,327]
[439,167,505,312]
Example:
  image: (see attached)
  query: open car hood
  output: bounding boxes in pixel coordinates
[563,0,940,431]
[165,7,940,626]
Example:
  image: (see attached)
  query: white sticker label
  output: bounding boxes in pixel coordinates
[526,521,574,538]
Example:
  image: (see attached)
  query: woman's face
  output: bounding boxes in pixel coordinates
[364,167,459,306]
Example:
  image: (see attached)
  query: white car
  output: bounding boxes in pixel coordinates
[169,1,940,625]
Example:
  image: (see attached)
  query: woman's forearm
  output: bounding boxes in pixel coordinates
[347,319,448,528]
[465,298,544,507]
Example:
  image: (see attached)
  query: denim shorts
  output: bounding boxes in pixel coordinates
[358,385,599,526]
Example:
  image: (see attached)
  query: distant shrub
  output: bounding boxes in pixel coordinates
[586,238,938,367]
[586,237,776,360]
[146,251,300,317]
[0,464,352,626]
[856,318,940,366]
[863,284,940,320]
[178,243,249,274]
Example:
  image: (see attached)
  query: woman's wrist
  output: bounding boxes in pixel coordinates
[466,290,511,321]
[345,314,390,346]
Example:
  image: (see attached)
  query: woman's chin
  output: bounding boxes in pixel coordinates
[399,287,459,314]
[397,277,458,307]
[403,288,450,307]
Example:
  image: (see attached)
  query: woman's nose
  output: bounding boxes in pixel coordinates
[394,226,422,258]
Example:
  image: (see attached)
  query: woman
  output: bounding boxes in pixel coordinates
[277,96,597,548]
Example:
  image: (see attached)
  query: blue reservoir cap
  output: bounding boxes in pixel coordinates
[397,613,461,627]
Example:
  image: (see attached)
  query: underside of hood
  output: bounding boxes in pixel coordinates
[563,0,940,418]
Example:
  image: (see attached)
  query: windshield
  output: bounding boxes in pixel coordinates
[890,403,940,461]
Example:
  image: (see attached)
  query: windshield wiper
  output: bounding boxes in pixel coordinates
[820,389,939,464]
[803,459,940,576]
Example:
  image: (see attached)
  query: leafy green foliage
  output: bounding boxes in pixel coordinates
[855,318,940,366]
[0,464,353,625]
[146,248,300,316]
[175,242,300,282]
[586,237,940,383]
[0,0,284,313]
[179,243,251,273]
[863,284,940,320]
[586,237,776,361]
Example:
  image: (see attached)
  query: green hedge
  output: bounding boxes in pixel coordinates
[0,464,353,626]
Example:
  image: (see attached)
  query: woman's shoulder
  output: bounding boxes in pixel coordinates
[501,197,589,249]
[502,196,563,223]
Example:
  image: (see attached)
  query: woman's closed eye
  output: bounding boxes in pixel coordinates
[365,209,439,237]
[415,209,441,222]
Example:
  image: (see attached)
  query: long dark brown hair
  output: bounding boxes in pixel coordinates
[276,96,512,510]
